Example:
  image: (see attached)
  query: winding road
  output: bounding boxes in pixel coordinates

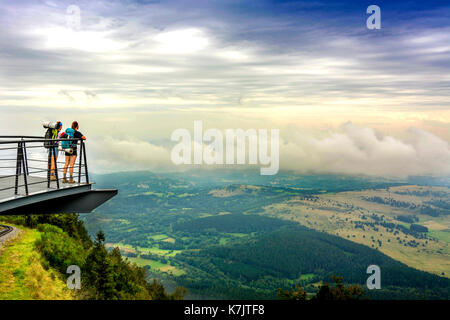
[0,224,19,248]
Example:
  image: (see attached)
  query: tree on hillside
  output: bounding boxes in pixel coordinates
[278,276,366,301]
[313,276,365,300]
[84,230,186,300]
[277,285,308,300]
[84,230,116,299]
[36,213,92,248]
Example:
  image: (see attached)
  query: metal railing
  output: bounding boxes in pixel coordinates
[0,136,89,198]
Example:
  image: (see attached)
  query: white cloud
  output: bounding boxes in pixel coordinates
[33,27,128,52]
[85,123,449,178]
[154,28,209,54]
[280,123,450,178]
[89,136,171,173]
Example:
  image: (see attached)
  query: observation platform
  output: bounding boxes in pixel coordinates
[0,136,117,215]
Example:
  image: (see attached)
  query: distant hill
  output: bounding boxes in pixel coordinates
[91,170,406,191]
[176,225,450,299]
[174,213,297,233]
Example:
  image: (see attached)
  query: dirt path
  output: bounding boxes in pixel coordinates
[0,226,20,249]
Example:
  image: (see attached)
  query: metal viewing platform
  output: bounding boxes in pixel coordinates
[0,136,117,215]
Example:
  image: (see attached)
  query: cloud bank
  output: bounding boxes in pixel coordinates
[280,124,450,178]
[87,123,449,178]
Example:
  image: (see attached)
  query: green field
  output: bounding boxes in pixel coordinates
[299,273,316,281]
[285,274,317,285]
[142,246,181,257]
[128,257,167,269]
[127,257,185,276]
[428,230,450,243]
[149,234,169,241]
[228,233,248,237]
[107,242,182,257]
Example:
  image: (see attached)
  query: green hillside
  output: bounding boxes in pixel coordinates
[175,225,450,299]
[0,214,185,300]
[174,213,297,233]
[0,224,74,300]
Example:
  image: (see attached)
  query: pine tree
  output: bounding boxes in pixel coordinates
[84,230,116,299]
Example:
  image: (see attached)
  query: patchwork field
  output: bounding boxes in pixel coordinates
[105,242,182,257]
[127,257,186,276]
[105,242,185,276]
[262,185,450,277]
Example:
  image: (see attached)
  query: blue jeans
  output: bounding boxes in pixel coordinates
[48,146,58,157]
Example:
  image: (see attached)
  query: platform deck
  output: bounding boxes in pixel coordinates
[0,175,88,203]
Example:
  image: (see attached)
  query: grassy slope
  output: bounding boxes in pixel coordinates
[0,225,74,300]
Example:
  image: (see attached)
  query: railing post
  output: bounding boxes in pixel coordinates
[83,140,89,184]
[47,144,51,188]
[15,142,22,195]
[23,140,29,176]
[21,142,29,195]
[78,140,82,183]
[17,142,22,176]
[53,147,60,189]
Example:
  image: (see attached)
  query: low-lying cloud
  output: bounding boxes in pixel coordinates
[88,123,450,178]
[280,123,450,178]
[89,136,171,172]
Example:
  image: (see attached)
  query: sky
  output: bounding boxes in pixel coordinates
[0,0,449,177]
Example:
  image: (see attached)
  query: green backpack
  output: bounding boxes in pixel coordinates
[44,128,58,148]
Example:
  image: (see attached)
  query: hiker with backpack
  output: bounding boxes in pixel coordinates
[61,121,86,183]
[43,121,63,181]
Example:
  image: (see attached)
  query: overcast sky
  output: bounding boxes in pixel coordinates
[0,0,449,177]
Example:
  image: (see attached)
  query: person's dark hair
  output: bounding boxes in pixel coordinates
[71,121,78,129]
